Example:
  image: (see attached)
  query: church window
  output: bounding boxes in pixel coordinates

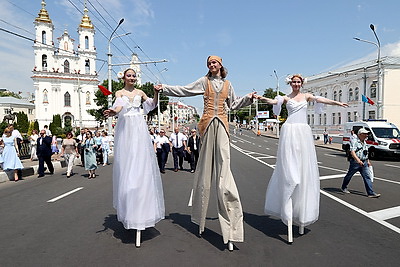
[43,89,48,103]
[42,54,47,71]
[85,59,90,74]
[339,90,342,102]
[64,41,68,50]
[333,91,337,101]
[42,31,46,44]
[86,91,91,105]
[64,60,70,73]
[64,92,71,107]
[85,36,89,49]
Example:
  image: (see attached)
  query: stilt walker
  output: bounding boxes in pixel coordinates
[155,55,255,251]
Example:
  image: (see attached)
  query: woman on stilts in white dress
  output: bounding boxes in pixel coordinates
[104,68,165,248]
[257,74,348,243]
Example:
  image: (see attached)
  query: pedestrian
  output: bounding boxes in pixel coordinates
[154,129,170,173]
[51,135,59,154]
[104,68,164,248]
[83,131,97,179]
[44,125,52,136]
[169,127,187,172]
[350,130,357,143]
[93,131,103,165]
[60,132,79,178]
[323,128,329,144]
[187,129,200,173]
[341,128,380,198]
[77,128,87,166]
[154,55,256,250]
[3,124,23,153]
[0,127,23,182]
[101,131,111,166]
[257,73,348,243]
[29,129,39,161]
[36,129,54,178]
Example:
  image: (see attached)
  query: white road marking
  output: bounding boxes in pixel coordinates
[47,187,84,203]
[231,143,400,235]
[369,206,400,221]
[324,154,337,157]
[385,164,400,169]
[320,191,400,234]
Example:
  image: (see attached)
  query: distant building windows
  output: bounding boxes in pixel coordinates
[64,60,70,73]
[64,92,71,107]
[368,110,376,119]
[353,111,358,122]
[85,36,89,49]
[324,114,327,125]
[347,112,351,122]
[370,81,377,98]
[354,87,359,101]
[348,88,353,102]
[332,113,336,125]
[338,112,342,124]
[86,91,91,105]
[85,59,90,74]
[28,109,33,115]
[42,31,46,44]
[42,54,47,71]
[333,91,337,101]
[43,89,48,103]
[339,90,342,102]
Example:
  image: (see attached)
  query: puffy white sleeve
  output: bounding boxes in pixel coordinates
[314,96,324,114]
[273,95,284,116]
[111,97,125,110]
[142,98,157,115]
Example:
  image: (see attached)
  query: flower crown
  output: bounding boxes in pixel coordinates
[285,74,307,85]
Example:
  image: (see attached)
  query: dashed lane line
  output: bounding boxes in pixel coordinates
[47,187,84,203]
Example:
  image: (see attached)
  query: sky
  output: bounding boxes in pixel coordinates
[0,0,399,113]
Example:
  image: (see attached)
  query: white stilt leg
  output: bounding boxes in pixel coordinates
[288,220,293,243]
[136,230,141,248]
[228,241,234,251]
[299,225,304,235]
[188,189,193,207]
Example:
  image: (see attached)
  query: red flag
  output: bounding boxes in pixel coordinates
[98,85,112,96]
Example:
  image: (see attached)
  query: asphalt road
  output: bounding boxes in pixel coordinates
[0,129,399,266]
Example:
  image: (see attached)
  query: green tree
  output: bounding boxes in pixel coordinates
[27,121,35,136]
[49,114,62,136]
[33,120,39,132]
[0,121,8,134]
[87,79,124,126]
[262,88,288,121]
[0,91,22,99]
[15,111,29,134]
[64,116,73,134]
[138,82,169,122]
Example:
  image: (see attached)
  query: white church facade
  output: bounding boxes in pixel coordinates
[32,0,99,129]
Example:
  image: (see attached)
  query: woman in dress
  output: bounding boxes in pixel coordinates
[29,129,39,161]
[0,127,24,182]
[83,131,97,179]
[154,55,256,251]
[257,74,348,243]
[51,135,59,155]
[93,131,103,165]
[104,68,165,247]
[60,132,79,178]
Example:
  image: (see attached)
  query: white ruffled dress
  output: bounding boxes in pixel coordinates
[112,95,165,230]
[264,96,323,227]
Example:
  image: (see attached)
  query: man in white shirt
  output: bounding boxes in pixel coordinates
[154,129,170,173]
[44,125,52,137]
[169,127,187,172]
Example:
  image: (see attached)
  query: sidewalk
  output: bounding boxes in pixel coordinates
[0,156,68,183]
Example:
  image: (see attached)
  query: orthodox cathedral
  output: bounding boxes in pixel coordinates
[32,0,98,129]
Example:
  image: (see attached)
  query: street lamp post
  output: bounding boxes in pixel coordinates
[107,18,126,134]
[353,23,382,119]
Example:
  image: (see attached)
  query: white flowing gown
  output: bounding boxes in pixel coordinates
[112,95,165,230]
[264,98,320,227]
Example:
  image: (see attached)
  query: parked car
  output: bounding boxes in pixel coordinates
[342,119,400,159]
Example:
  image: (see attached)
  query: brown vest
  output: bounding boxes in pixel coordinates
[197,78,230,137]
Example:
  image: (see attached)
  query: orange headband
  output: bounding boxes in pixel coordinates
[207,55,223,66]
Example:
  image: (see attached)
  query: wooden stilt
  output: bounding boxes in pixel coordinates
[288,220,293,243]
[299,226,304,235]
[228,241,234,251]
[136,230,141,248]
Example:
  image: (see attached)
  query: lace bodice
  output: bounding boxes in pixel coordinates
[120,95,142,115]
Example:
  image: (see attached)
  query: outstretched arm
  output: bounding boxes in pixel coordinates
[257,95,279,105]
[307,93,348,107]
[154,77,206,97]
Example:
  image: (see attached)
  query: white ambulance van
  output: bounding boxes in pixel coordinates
[342,120,400,159]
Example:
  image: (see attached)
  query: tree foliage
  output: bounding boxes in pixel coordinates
[262,88,288,120]
[15,111,29,134]
[49,114,62,136]
[0,91,22,99]
[87,80,169,125]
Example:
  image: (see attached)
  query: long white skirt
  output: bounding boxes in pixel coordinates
[264,122,320,227]
[113,113,165,230]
